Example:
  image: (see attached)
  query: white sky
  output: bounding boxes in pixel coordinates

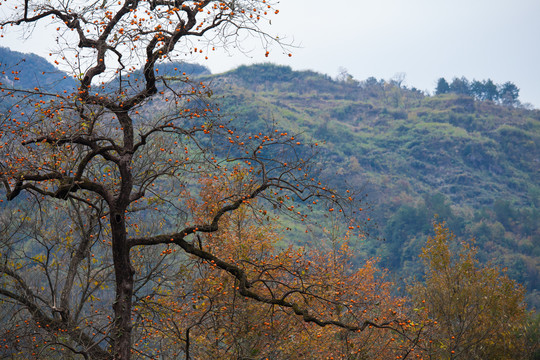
[2,0,539,107]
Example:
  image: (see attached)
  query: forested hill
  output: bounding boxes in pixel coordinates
[212,64,539,208]
[1,50,538,307]
[205,64,540,306]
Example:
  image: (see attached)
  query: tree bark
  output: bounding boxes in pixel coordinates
[110,207,134,360]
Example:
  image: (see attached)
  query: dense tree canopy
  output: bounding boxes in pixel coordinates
[436,76,520,106]
[435,77,450,95]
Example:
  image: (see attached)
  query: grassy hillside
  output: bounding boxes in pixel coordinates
[206,63,540,307]
[211,64,538,204]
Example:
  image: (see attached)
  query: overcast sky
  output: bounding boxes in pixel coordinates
[2,0,539,107]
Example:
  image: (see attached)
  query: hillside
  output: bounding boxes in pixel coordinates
[211,64,538,205]
[206,63,540,306]
[1,50,538,307]
[0,47,77,92]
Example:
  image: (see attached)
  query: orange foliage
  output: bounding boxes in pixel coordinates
[134,178,419,359]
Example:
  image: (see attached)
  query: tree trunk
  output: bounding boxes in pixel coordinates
[110,208,134,360]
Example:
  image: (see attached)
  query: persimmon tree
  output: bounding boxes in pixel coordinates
[1,0,408,359]
[0,199,115,359]
[137,178,420,359]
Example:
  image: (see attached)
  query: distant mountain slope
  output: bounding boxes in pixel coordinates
[0,46,209,94]
[0,47,77,92]
[206,63,540,306]
[210,64,538,206]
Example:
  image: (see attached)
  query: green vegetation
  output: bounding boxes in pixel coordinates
[207,63,540,307]
[437,76,521,107]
